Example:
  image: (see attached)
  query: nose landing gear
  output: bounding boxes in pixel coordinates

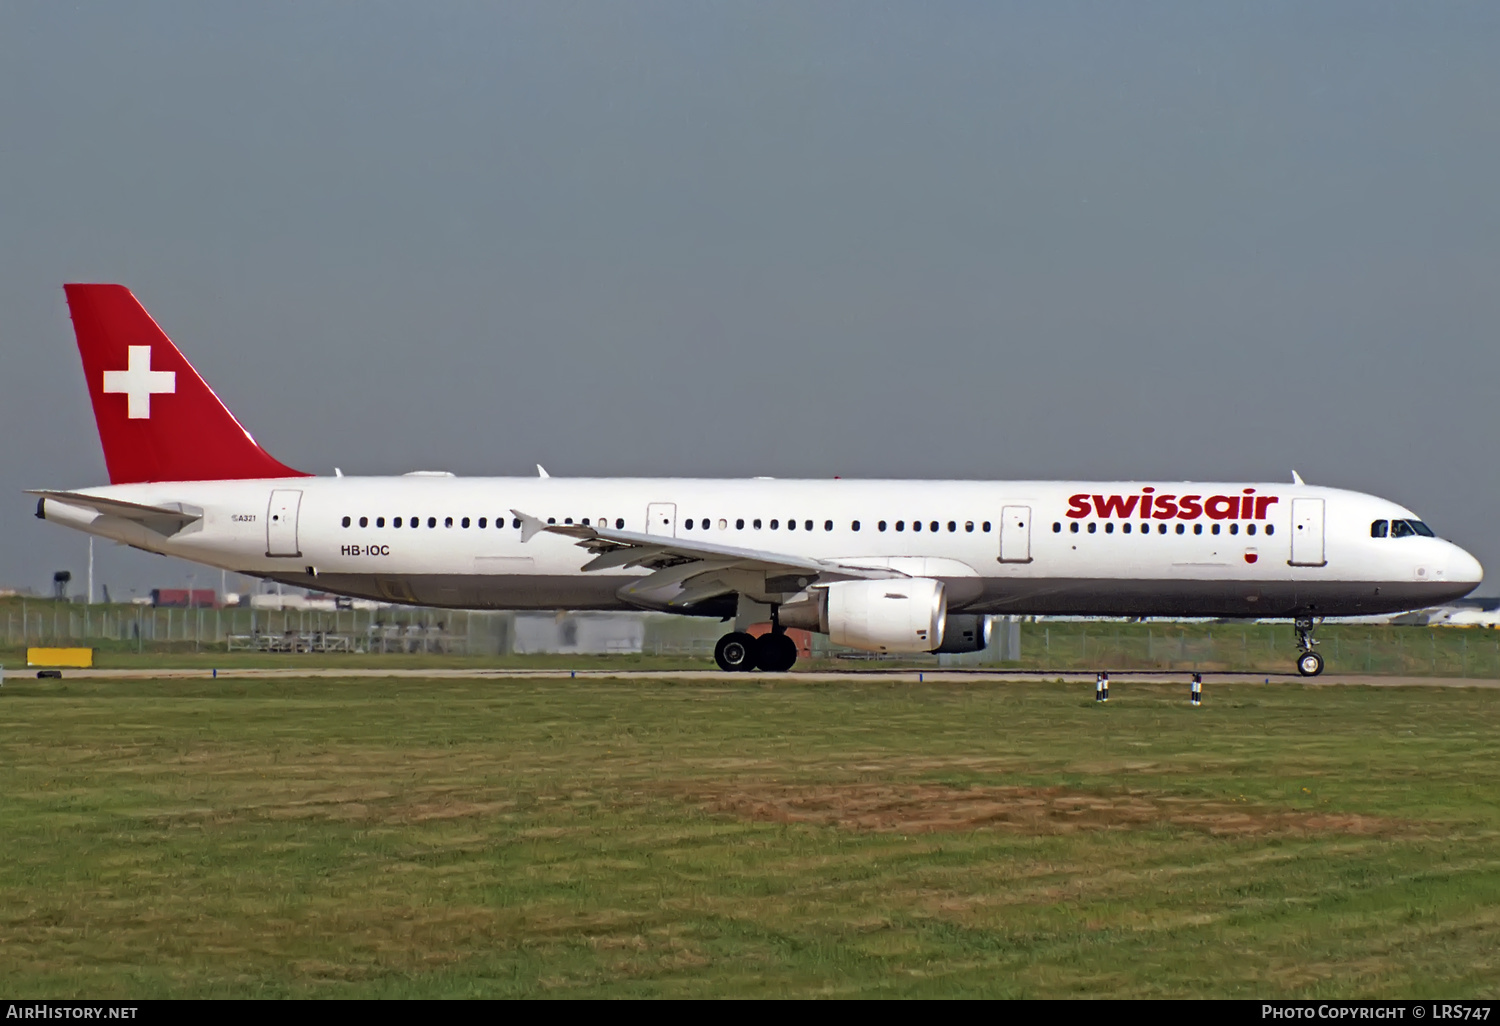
[1294,616,1324,676]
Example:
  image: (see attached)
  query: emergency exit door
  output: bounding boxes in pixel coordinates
[1288,497,1327,567]
[645,502,677,537]
[999,505,1033,563]
[266,489,303,557]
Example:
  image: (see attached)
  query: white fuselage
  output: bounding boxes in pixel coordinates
[39,475,1484,619]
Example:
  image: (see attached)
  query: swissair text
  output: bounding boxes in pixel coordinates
[1069,488,1279,522]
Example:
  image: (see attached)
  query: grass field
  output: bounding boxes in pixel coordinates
[3,674,1499,997]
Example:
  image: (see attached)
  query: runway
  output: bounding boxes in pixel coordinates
[12,667,1500,688]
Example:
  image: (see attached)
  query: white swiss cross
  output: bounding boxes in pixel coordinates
[103,346,176,419]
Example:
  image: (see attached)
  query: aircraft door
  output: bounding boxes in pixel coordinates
[645,502,677,537]
[998,505,1033,563]
[266,489,303,557]
[1288,498,1326,567]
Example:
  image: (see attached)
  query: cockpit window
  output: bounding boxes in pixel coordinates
[1390,520,1416,538]
[1408,520,1435,537]
[1371,520,1388,538]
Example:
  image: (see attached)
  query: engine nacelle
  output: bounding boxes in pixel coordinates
[822,578,947,654]
[933,614,990,654]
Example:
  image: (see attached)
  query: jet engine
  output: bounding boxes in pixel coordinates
[780,578,947,654]
[933,614,991,654]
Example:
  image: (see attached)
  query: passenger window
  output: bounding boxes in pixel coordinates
[1246,524,1255,536]
[615,518,625,529]
[1158,523,1167,534]
[1211,524,1220,535]
[546,517,555,525]
[1193,523,1202,535]
[685,519,694,530]
[564,517,573,525]
[930,521,939,533]
[1175,523,1184,534]
[770,519,779,529]
[358,516,368,528]
[428,517,438,528]
[1108,522,1117,534]
[461,517,470,528]
[824,520,833,531]
[376,517,385,527]
[878,521,888,532]
[1069,522,1079,534]
[1087,522,1097,534]
[896,521,905,532]
[1391,520,1416,538]
[1122,523,1130,534]
[805,520,813,531]
[788,519,797,531]
[852,521,861,531]
[341,516,351,528]
[477,517,486,528]
[753,519,762,529]
[965,521,975,532]
[949,521,957,533]
[982,522,992,532]
[736,518,745,529]
[581,518,589,527]
[1265,524,1274,536]
[393,517,402,528]
[1229,523,1238,535]
[913,521,922,533]
[1052,522,1061,533]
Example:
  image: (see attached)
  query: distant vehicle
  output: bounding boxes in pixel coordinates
[31,285,1484,676]
[150,588,219,608]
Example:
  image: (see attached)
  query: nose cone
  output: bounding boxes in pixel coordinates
[1449,542,1485,590]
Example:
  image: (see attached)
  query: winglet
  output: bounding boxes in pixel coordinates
[510,510,549,542]
[1291,469,1305,485]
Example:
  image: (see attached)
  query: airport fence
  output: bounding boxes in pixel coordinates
[0,598,1497,676]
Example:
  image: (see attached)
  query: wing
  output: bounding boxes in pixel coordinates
[511,510,905,610]
[28,490,203,537]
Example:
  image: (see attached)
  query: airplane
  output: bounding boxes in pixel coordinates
[31,284,1485,677]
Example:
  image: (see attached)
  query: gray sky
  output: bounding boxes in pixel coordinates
[2,2,1497,599]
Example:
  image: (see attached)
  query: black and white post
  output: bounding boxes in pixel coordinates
[1190,673,1202,707]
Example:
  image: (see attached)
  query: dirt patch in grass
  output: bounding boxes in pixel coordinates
[684,782,1415,837]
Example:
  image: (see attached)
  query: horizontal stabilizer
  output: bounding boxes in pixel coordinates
[28,490,202,536]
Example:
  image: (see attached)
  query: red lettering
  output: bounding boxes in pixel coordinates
[1177,495,1203,519]
[1206,495,1237,520]
[1066,494,1092,519]
[1255,495,1279,519]
[1140,494,1153,518]
[1093,494,1139,518]
[1152,496,1179,519]
[1241,488,1256,518]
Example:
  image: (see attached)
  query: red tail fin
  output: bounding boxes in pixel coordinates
[64,284,309,484]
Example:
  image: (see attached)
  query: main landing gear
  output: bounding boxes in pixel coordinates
[1294,616,1324,677]
[714,611,798,673]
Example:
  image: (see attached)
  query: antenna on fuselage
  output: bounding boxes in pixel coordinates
[1291,469,1305,485]
[537,465,550,478]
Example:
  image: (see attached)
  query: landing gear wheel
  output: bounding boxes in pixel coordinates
[754,632,798,673]
[714,632,759,672]
[1297,651,1325,677]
